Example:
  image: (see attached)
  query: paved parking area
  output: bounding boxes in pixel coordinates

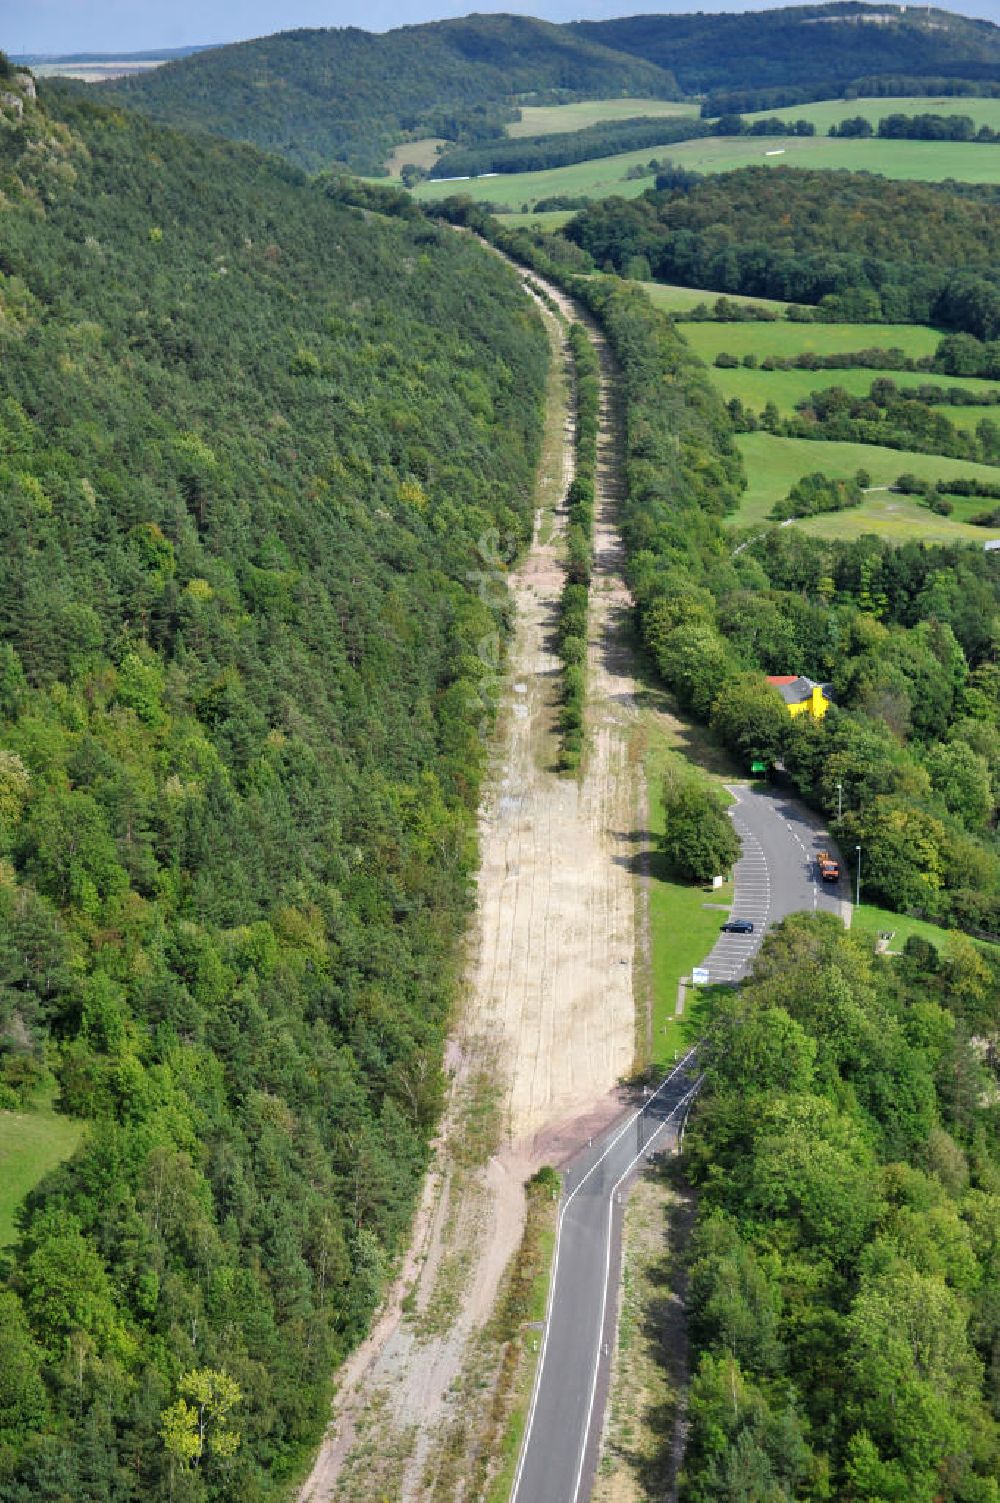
[699,784,848,983]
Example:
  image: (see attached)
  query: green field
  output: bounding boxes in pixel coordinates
[508,97,697,137]
[931,403,1000,433]
[639,280,792,317]
[735,432,1000,541]
[0,1105,83,1246]
[413,145,671,209]
[384,136,448,173]
[497,209,575,231]
[745,95,1000,136]
[679,320,942,365]
[689,361,1000,416]
[414,128,1000,212]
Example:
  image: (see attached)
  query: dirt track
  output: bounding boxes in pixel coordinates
[298,264,642,1503]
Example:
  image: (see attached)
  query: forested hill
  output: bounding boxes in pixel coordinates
[100,16,678,174]
[574,4,1000,94]
[0,77,547,1500]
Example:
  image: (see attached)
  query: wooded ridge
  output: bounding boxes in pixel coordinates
[0,80,547,1501]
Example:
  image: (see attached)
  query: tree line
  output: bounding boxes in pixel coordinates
[428,111,816,182]
[556,325,599,771]
[830,110,1000,141]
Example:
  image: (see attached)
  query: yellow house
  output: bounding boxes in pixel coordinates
[766,675,834,719]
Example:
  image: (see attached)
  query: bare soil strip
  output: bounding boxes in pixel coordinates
[298,265,643,1503]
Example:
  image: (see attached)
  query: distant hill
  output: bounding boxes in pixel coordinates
[101,16,679,174]
[573,3,1000,95]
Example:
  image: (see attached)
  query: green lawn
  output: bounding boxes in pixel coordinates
[679,319,942,365]
[931,403,1000,433]
[0,1105,83,1246]
[852,902,998,955]
[508,98,697,137]
[733,432,1000,541]
[744,95,1000,136]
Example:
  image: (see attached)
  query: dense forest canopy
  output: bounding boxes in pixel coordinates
[100,16,678,174]
[573,3,1000,94]
[0,80,548,1501]
[684,912,1000,1502]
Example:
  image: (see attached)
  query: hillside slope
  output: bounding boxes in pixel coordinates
[0,76,547,1501]
[101,16,678,174]
[574,3,1000,94]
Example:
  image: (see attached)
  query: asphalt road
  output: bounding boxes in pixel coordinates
[510,1052,703,1503]
[698,784,849,983]
[510,785,848,1503]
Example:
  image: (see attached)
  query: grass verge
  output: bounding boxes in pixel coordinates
[478,1168,560,1503]
[851,902,998,955]
[642,710,741,1073]
[592,1162,695,1503]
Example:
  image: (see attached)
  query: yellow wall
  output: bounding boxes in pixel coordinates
[785,684,830,719]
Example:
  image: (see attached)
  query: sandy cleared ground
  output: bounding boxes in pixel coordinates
[298,264,641,1503]
[470,290,636,1146]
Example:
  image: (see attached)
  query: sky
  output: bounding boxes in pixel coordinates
[6,0,999,59]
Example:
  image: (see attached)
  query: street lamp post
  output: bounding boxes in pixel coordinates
[855,844,862,909]
[836,781,843,821]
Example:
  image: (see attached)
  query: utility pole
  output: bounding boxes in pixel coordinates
[855,844,862,909]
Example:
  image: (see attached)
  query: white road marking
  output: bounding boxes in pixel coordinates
[511,1049,699,1503]
[569,1076,704,1503]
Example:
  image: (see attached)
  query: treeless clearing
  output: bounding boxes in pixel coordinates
[384,137,449,175]
[298,257,643,1503]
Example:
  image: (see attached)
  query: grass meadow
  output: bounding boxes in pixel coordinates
[414,130,1000,211]
[685,360,1000,415]
[507,97,697,137]
[745,95,1000,136]
[678,320,942,365]
[384,136,449,173]
[0,1102,83,1246]
[735,432,1000,540]
[639,280,792,317]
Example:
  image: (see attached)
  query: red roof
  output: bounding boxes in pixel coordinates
[766,675,798,685]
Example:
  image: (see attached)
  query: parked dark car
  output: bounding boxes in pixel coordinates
[721,918,754,934]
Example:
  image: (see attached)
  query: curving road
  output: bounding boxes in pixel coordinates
[699,783,849,984]
[510,785,848,1503]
